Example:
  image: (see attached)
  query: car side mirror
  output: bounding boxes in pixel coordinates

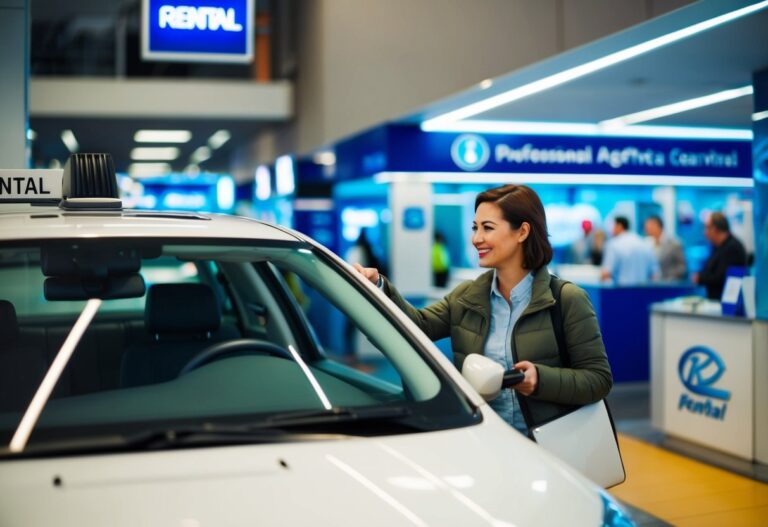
[461,354,503,401]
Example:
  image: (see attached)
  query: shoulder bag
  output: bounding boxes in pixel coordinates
[529,277,626,488]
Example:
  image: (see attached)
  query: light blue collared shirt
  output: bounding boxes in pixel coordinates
[602,231,659,285]
[485,270,534,434]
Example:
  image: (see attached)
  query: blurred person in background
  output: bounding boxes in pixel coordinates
[345,228,380,270]
[570,219,594,264]
[693,211,747,300]
[589,228,606,266]
[353,184,612,435]
[569,220,606,266]
[601,216,659,285]
[644,215,687,281]
[432,231,451,288]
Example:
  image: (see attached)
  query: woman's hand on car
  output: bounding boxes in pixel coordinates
[512,360,538,396]
[352,262,380,286]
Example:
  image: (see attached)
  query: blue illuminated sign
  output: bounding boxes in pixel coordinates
[392,127,752,178]
[450,134,490,171]
[118,173,234,212]
[678,346,730,400]
[142,0,254,63]
[333,125,752,182]
[677,346,731,421]
[403,207,425,230]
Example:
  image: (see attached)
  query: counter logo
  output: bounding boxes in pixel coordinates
[451,134,490,171]
[677,346,730,420]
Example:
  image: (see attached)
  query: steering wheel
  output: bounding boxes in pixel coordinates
[179,338,293,375]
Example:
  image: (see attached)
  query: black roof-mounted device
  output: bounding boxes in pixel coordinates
[59,153,122,211]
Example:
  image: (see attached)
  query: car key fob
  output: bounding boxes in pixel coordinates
[501,368,525,388]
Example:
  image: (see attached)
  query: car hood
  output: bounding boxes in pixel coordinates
[0,411,603,527]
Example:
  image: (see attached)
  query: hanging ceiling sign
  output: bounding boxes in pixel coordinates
[142,0,254,63]
[389,127,752,178]
[334,125,753,185]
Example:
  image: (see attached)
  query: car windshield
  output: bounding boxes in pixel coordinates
[0,238,477,455]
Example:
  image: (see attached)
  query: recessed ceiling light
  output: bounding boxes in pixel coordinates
[191,146,212,163]
[254,165,271,201]
[275,155,295,195]
[599,85,753,128]
[207,130,231,150]
[128,163,171,178]
[27,129,37,141]
[130,147,180,161]
[60,130,79,153]
[753,110,768,122]
[422,1,768,128]
[313,151,336,166]
[134,130,192,143]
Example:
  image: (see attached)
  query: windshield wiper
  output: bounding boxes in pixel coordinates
[1,407,416,458]
[265,405,412,427]
[2,424,324,458]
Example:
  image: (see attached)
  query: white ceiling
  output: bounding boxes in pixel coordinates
[404,1,768,130]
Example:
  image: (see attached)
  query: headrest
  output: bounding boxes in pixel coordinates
[145,283,221,335]
[0,300,19,351]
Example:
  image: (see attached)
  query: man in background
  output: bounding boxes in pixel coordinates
[601,216,659,285]
[693,211,747,300]
[644,215,687,281]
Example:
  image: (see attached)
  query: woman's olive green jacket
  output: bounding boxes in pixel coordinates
[382,266,613,426]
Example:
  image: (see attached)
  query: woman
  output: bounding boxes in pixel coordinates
[353,184,612,434]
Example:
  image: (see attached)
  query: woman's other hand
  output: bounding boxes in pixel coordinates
[352,262,380,286]
[512,360,538,396]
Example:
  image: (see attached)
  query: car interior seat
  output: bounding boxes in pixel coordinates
[120,283,239,388]
[0,300,47,412]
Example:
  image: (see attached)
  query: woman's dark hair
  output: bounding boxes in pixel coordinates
[474,184,552,270]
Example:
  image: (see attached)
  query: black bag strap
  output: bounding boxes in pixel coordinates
[548,276,569,367]
[548,276,620,442]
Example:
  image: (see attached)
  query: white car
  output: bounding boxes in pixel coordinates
[0,155,634,526]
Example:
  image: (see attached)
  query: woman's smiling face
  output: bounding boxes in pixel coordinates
[472,202,528,269]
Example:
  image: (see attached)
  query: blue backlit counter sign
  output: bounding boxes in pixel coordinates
[142,0,254,63]
[677,346,731,421]
[334,125,753,185]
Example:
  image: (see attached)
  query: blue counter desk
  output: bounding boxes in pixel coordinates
[579,283,702,383]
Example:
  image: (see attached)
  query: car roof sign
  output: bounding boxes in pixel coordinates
[0,169,63,202]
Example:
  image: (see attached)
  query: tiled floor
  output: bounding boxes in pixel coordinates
[611,434,768,526]
[608,384,768,526]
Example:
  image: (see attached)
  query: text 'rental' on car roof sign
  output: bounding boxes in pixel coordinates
[0,170,63,201]
[142,0,255,63]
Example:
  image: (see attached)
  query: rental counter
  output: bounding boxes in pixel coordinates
[579,283,700,383]
[650,300,768,465]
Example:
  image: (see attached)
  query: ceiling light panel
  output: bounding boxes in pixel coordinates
[208,130,231,150]
[599,85,753,128]
[422,0,768,129]
[191,146,212,163]
[134,130,192,143]
[128,163,171,178]
[130,147,180,161]
[421,120,752,140]
[60,130,79,153]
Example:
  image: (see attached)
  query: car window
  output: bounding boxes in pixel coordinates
[0,251,204,317]
[270,265,405,389]
[0,239,476,451]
